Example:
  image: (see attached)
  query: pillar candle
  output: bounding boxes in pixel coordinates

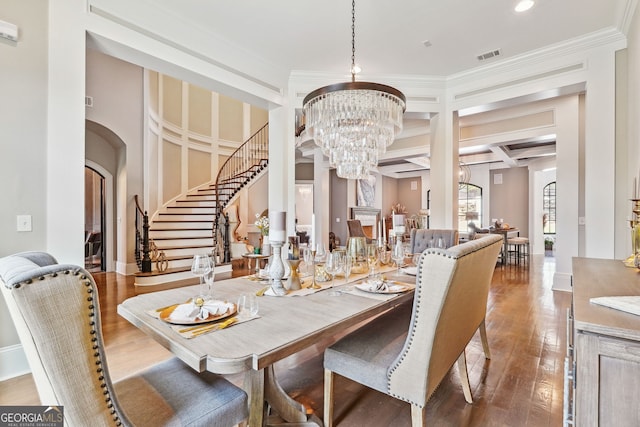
[269,211,286,242]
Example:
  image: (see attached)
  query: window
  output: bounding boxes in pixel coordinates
[458,183,482,232]
[427,183,483,232]
[543,182,556,234]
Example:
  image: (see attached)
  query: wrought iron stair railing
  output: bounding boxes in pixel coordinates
[214,123,269,262]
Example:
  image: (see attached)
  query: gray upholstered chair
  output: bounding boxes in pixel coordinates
[0,252,248,427]
[323,234,503,427]
[408,228,459,254]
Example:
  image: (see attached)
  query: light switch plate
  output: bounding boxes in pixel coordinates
[17,215,32,232]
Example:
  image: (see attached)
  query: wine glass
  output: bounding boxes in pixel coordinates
[191,254,212,302]
[324,252,342,288]
[302,246,313,276]
[343,255,353,291]
[392,240,405,276]
[366,244,379,278]
[437,237,445,249]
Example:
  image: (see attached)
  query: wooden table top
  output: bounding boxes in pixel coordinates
[118,269,414,375]
[572,257,640,341]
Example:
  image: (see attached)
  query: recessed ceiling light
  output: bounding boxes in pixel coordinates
[515,0,535,12]
[422,40,432,48]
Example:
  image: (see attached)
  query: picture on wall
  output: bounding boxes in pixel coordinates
[357,174,376,207]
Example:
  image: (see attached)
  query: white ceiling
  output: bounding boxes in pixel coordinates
[148,0,630,77]
[142,0,633,176]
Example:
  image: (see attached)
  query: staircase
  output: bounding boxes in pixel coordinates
[134,123,269,293]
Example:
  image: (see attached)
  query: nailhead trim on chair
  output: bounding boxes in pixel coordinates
[10,270,125,427]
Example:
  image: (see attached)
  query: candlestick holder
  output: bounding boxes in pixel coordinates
[269,240,287,296]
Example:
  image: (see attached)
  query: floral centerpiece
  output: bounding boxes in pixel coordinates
[253,213,270,254]
[255,213,269,236]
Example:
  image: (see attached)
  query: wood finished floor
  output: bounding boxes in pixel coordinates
[0,255,570,426]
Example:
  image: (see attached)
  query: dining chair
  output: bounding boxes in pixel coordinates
[323,234,503,427]
[346,219,374,244]
[0,251,248,427]
[408,228,459,254]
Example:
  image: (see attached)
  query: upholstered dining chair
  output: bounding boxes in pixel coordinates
[323,234,503,427]
[408,228,459,254]
[0,252,248,427]
[346,219,374,244]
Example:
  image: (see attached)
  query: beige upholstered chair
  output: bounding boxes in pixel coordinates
[323,234,503,427]
[408,228,459,254]
[0,252,248,427]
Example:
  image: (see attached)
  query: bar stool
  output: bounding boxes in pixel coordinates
[507,236,529,265]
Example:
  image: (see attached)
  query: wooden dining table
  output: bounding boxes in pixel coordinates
[117,267,415,426]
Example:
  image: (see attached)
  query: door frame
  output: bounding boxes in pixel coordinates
[86,160,115,272]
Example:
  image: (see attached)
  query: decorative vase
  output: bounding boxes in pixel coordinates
[286,259,302,291]
[261,236,271,256]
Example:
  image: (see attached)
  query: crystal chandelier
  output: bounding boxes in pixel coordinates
[302,0,406,180]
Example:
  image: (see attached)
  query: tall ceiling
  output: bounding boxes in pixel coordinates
[141,0,634,175]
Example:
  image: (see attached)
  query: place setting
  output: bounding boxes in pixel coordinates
[147,254,260,338]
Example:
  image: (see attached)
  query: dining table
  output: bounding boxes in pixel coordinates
[117,265,416,427]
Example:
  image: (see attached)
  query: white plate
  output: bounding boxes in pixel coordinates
[355,281,414,294]
[401,266,417,276]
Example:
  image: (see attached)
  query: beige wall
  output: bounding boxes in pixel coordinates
[490,167,530,237]
[398,177,422,216]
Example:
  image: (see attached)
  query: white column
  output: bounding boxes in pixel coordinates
[313,149,330,249]
[47,0,86,265]
[584,48,617,258]
[268,106,291,232]
[429,112,459,229]
[553,95,580,291]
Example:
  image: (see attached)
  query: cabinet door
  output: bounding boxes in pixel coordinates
[576,332,640,426]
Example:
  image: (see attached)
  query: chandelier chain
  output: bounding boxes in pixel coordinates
[351,0,356,82]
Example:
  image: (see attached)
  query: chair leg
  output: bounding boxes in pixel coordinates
[479,318,491,360]
[410,404,426,427]
[457,351,473,404]
[324,369,334,427]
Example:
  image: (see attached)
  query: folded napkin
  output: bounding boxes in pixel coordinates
[169,300,234,322]
[590,296,640,316]
[360,280,407,293]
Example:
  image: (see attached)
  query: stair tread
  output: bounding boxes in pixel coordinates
[150,227,212,231]
[152,244,214,250]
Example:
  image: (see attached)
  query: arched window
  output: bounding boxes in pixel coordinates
[427,183,483,232]
[458,183,483,231]
[543,182,556,234]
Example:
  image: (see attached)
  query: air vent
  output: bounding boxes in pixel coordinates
[477,49,502,61]
[85,96,93,108]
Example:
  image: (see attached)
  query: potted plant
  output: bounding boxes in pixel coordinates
[544,237,554,251]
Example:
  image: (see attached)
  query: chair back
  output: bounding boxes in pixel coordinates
[0,252,132,426]
[408,228,459,253]
[347,220,372,243]
[387,234,502,406]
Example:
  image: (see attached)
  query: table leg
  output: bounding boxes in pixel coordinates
[245,366,321,426]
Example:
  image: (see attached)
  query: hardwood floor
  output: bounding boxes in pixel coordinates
[0,255,570,426]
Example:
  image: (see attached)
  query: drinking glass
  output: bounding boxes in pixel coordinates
[237,293,259,319]
[392,240,405,276]
[343,255,353,291]
[437,237,445,249]
[191,254,212,301]
[346,237,367,275]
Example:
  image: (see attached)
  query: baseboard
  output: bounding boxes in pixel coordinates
[0,344,30,381]
[116,261,138,276]
[552,271,573,292]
